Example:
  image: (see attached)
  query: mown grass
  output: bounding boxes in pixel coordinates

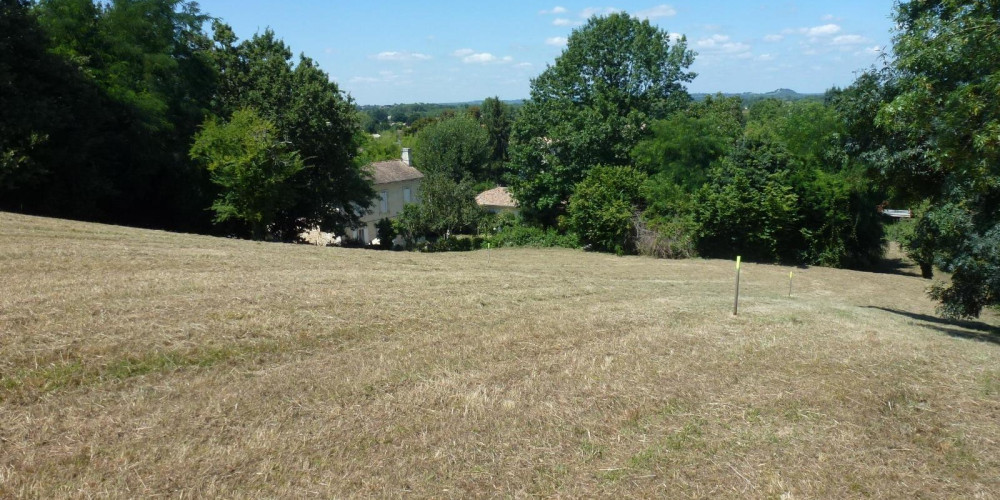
[1,211,999,498]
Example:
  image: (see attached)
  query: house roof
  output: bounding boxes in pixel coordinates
[367,160,423,185]
[475,186,518,208]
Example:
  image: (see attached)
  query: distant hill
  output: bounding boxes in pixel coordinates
[691,88,824,105]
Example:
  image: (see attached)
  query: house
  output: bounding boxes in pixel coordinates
[475,186,519,215]
[353,148,423,244]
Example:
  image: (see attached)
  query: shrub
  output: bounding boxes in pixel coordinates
[375,217,397,250]
[567,165,647,255]
[634,214,698,259]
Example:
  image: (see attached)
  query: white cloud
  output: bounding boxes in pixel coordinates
[580,7,620,18]
[463,52,497,63]
[635,4,676,19]
[863,45,883,54]
[822,14,835,21]
[763,34,784,42]
[667,32,685,43]
[515,62,533,68]
[553,18,577,26]
[832,34,869,45]
[546,36,568,46]
[374,51,431,61]
[800,24,841,36]
[539,6,568,14]
[452,48,514,64]
[757,53,775,61]
[349,76,381,84]
[695,34,751,54]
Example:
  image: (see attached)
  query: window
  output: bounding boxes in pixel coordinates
[379,191,388,213]
[403,187,411,204]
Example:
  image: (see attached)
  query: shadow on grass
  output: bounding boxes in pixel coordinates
[869,257,924,278]
[866,306,1000,345]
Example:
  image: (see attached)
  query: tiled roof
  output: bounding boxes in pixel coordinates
[367,160,424,185]
[475,186,518,208]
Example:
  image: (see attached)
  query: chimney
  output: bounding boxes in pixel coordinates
[401,147,411,166]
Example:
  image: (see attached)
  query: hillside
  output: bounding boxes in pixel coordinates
[1,212,998,498]
[691,88,825,105]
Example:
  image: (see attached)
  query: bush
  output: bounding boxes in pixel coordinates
[485,223,579,249]
[375,217,397,250]
[567,165,647,255]
[419,235,486,252]
[635,214,697,259]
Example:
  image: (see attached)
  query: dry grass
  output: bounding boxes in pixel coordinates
[1,212,999,498]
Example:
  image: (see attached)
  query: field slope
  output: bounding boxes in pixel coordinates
[1,212,999,498]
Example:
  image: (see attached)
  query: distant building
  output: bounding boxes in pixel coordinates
[475,186,518,215]
[354,148,423,244]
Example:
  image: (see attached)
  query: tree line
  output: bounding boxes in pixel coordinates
[1,0,371,239]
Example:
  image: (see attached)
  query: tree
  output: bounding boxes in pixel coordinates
[190,109,304,240]
[3,0,218,230]
[480,96,513,181]
[209,25,372,239]
[509,12,695,225]
[567,165,647,255]
[633,95,744,192]
[861,0,1000,317]
[694,139,800,262]
[412,115,489,182]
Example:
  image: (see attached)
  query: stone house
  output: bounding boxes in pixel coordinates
[353,148,423,244]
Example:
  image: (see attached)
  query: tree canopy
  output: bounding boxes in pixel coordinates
[508,12,695,225]
[843,0,1000,317]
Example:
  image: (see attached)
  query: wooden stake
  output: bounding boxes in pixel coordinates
[733,256,741,316]
[788,271,793,297]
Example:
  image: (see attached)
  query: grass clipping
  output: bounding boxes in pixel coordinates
[1,212,999,498]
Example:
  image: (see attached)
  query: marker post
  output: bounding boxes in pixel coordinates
[733,256,741,316]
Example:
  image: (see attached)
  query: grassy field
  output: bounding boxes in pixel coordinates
[1,212,999,498]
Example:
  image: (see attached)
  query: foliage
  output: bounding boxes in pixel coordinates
[480,96,514,181]
[486,223,580,249]
[375,217,397,249]
[209,25,371,239]
[567,165,648,255]
[1,0,217,230]
[413,115,490,181]
[841,0,1000,317]
[190,109,304,240]
[634,214,698,259]
[693,140,800,262]
[392,175,483,242]
[356,133,402,166]
[509,12,695,226]
[633,95,744,191]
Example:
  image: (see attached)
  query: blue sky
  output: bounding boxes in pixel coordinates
[194,1,896,105]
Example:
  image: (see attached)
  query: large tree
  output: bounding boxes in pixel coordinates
[190,108,304,240]
[209,25,372,239]
[867,0,1000,317]
[2,0,217,230]
[412,114,489,182]
[508,12,695,225]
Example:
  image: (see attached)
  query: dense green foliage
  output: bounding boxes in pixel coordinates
[190,109,304,240]
[0,0,368,239]
[835,0,1000,317]
[208,25,372,239]
[413,115,489,181]
[2,0,216,230]
[567,166,647,255]
[509,12,695,226]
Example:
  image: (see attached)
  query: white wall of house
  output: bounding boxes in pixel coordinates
[354,179,421,244]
